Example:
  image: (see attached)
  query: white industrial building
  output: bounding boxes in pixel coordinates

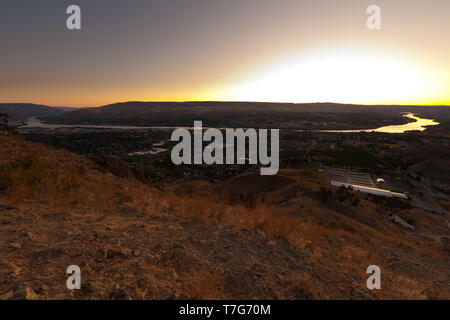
[331,181,408,199]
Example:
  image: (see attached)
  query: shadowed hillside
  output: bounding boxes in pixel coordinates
[0,104,64,125]
[0,129,449,300]
[40,102,450,130]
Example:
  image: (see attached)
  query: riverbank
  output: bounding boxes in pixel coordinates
[19,113,440,134]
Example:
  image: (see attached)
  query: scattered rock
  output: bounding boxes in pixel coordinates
[9,242,22,249]
[133,249,141,257]
[120,248,132,257]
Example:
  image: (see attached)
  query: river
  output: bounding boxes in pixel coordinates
[20,113,439,134]
[316,113,439,133]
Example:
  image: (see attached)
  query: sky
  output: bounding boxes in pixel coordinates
[0,0,449,107]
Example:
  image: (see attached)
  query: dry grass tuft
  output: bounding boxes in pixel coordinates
[161,194,301,241]
[180,266,227,299]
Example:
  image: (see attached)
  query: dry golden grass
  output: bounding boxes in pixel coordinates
[2,130,449,300]
[0,137,402,261]
[1,132,444,263]
[0,131,161,212]
[180,266,227,299]
[282,273,321,299]
[160,193,301,241]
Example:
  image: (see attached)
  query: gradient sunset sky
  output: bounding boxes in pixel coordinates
[1,0,449,107]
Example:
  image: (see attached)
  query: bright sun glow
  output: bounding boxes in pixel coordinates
[224,48,438,105]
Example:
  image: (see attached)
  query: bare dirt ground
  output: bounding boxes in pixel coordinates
[0,130,449,299]
[0,201,311,299]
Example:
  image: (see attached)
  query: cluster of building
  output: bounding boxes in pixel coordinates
[330,180,408,199]
[326,167,408,199]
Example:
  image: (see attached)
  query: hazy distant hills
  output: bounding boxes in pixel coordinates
[2,101,449,129]
[53,107,80,112]
[41,101,450,130]
[0,103,64,124]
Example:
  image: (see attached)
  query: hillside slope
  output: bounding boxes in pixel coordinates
[0,104,64,124]
[40,101,450,130]
[0,130,449,299]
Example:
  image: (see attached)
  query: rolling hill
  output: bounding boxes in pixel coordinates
[39,101,450,130]
[3,101,449,130]
[1,128,448,299]
[0,103,64,124]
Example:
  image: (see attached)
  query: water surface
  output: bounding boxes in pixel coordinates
[20,113,440,134]
[316,113,439,133]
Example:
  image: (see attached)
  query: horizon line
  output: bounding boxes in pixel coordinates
[1,100,449,109]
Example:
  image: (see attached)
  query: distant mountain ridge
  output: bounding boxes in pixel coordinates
[39,101,450,130]
[2,101,449,129]
[0,103,64,124]
[54,107,80,112]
